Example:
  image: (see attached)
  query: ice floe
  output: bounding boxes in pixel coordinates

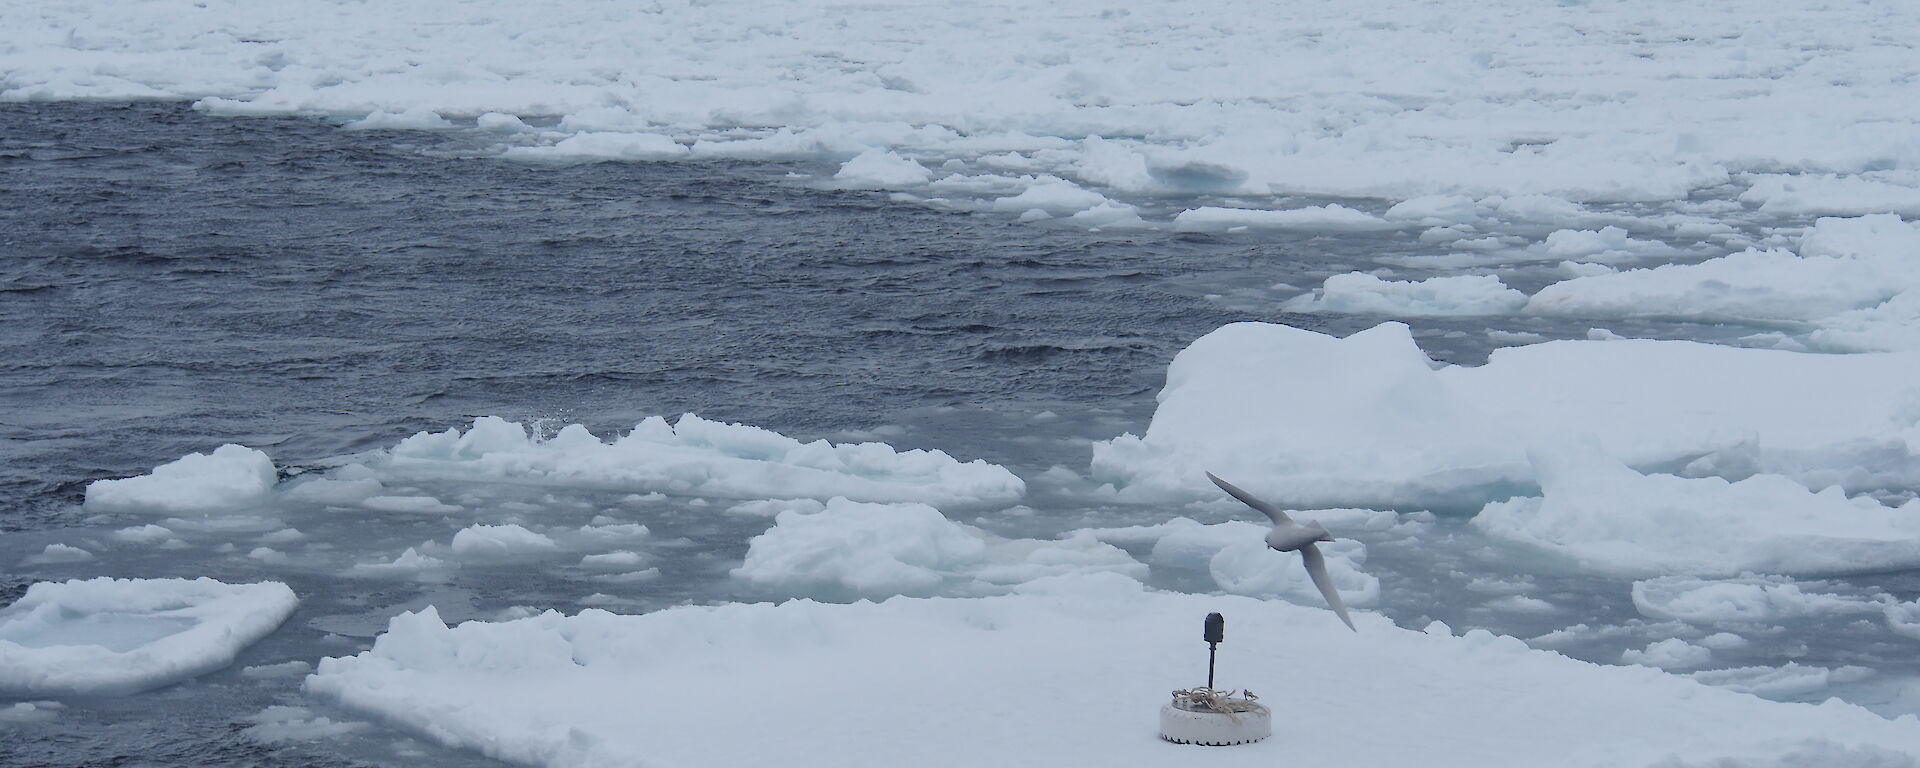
[1090,321,1920,513]
[1633,576,1886,624]
[84,443,277,514]
[1623,638,1715,670]
[448,523,560,563]
[1076,517,1379,609]
[1527,214,1920,351]
[1171,204,1396,233]
[0,577,298,696]
[832,148,932,189]
[20,543,94,566]
[1284,273,1529,316]
[1691,663,1877,700]
[1473,446,1920,577]
[373,415,1024,507]
[732,497,1141,599]
[307,576,1920,768]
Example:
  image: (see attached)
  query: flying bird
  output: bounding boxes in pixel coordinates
[1207,472,1356,631]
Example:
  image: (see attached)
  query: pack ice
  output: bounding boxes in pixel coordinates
[9,0,1920,229]
[0,577,298,696]
[307,575,1920,768]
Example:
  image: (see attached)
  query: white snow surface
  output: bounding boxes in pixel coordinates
[84,444,277,514]
[375,416,1023,507]
[307,576,1920,768]
[10,0,1920,225]
[1091,321,1920,511]
[0,577,298,696]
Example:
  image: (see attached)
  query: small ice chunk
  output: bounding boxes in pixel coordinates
[833,148,932,189]
[112,524,175,544]
[724,499,827,518]
[1622,638,1713,669]
[1541,226,1654,260]
[0,700,62,724]
[359,495,461,514]
[84,444,276,514]
[1173,204,1396,233]
[240,660,314,679]
[567,522,650,546]
[989,178,1109,216]
[579,551,647,571]
[247,546,288,564]
[475,112,530,132]
[504,132,689,162]
[244,705,368,743]
[732,498,986,598]
[1285,273,1527,316]
[344,108,452,130]
[347,548,454,581]
[22,543,94,565]
[1484,595,1556,614]
[449,524,559,562]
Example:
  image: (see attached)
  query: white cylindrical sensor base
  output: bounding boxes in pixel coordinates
[1158,702,1271,746]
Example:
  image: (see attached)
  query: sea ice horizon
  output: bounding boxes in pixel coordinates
[6,1,1920,766]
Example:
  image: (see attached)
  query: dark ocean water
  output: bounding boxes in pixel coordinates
[4,102,1903,767]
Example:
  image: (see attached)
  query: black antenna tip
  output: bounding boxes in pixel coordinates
[1203,612,1224,645]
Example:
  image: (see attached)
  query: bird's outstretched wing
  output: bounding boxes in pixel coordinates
[1206,472,1293,525]
[1300,543,1357,632]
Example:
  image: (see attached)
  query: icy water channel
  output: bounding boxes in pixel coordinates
[3,102,1916,767]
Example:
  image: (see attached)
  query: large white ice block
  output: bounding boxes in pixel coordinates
[1091,321,1920,510]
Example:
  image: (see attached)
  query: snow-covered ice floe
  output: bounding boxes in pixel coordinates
[308,575,1920,768]
[1631,575,1885,624]
[1075,516,1383,608]
[89,414,1024,516]
[371,415,1022,506]
[1474,446,1920,577]
[1528,214,1920,351]
[732,497,1142,600]
[10,0,1920,231]
[1284,273,1529,316]
[1091,321,1920,513]
[83,444,278,514]
[0,577,298,696]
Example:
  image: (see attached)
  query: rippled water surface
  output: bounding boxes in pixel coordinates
[4,102,1912,767]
